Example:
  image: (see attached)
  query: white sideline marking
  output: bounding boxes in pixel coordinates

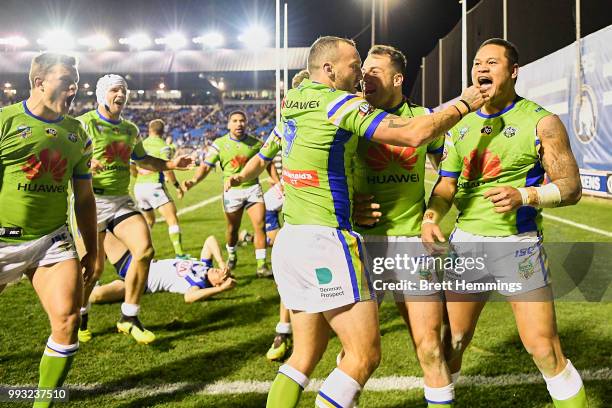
[155,178,271,223]
[423,179,612,238]
[7,368,611,397]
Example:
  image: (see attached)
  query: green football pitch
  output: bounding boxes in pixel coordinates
[0,170,610,407]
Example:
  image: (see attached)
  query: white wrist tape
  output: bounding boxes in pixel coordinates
[517,183,562,208]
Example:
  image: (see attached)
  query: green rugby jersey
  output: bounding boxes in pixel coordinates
[77,110,145,196]
[278,79,391,229]
[353,101,444,236]
[204,133,263,189]
[0,101,92,242]
[135,136,172,184]
[440,97,551,236]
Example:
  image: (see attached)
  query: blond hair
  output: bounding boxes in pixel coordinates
[29,53,77,89]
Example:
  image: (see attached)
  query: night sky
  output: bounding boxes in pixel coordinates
[0,0,480,91]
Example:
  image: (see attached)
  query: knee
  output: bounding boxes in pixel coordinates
[448,331,472,357]
[347,344,381,375]
[132,245,155,262]
[416,334,444,367]
[525,340,560,372]
[52,310,80,338]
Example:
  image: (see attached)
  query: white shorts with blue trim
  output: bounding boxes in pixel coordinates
[223,184,264,213]
[95,195,140,232]
[272,223,375,313]
[134,183,172,211]
[0,225,77,286]
[446,227,550,296]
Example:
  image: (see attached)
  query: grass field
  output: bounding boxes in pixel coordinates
[0,169,610,407]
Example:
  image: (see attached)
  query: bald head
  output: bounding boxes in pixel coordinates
[307,36,356,72]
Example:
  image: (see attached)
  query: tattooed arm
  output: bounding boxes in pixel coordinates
[371,85,489,148]
[537,114,582,205]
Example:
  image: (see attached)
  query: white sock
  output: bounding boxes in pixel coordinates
[275,322,292,334]
[226,245,236,254]
[255,248,266,260]
[316,368,361,408]
[168,225,180,234]
[542,359,584,401]
[44,336,79,357]
[424,383,454,405]
[451,370,461,384]
[121,302,140,317]
[278,364,309,389]
[79,302,91,315]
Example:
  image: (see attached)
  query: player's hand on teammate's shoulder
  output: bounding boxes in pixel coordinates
[483,186,523,213]
[352,193,381,227]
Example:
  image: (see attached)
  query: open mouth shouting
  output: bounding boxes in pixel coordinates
[478,76,493,93]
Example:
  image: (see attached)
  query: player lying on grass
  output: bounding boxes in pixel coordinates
[88,233,235,305]
[422,38,587,408]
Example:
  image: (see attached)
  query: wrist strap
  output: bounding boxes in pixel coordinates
[458,99,471,113]
[452,105,463,120]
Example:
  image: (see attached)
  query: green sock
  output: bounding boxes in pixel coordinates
[552,386,588,408]
[267,373,303,408]
[34,339,78,408]
[257,258,266,268]
[428,403,453,408]
[168,226,184,255]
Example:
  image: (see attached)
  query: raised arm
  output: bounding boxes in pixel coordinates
[372,86,488,147]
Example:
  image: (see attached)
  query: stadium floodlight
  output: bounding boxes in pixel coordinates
[119,33,152,50]
[155,32,187,50]
[4,83,11,88]
[158,82,166,90]
[83,83,90,89]
[193,32,224,48]
[238,25,269,49]
[78,34,111,50]
[37,30,75,50]
[0,36,29,47]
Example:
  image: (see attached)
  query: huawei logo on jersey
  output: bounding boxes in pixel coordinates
[230,155,249,169]
[104,141,131,163]
[21,148,68,183]
[365,144,418,172]
[462,148,501,180]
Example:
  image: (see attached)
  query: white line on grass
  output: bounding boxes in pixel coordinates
[423,179,612,238]
[155,178,271,223]
[7,368,611,398]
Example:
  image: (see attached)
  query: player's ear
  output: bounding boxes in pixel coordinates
[393,73,403,88]
[34,77,44,91]
[511,63,519,81]
[323,62,334,81]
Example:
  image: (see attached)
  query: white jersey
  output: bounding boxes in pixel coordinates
[146,259,210,294]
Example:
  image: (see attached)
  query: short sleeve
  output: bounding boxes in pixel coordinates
[258,126,282,161]
[326,93,388,140]
[159,145,172,161]
[439,132,462,178]
[130,125,147,160]
[203,143,220,167]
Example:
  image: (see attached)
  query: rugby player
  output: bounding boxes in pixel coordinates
[133,119,188,258]
[77,75,192,344]
[183,111,280,277]
[229,36,487,407]
[352,45,453,407]
[0,53,97,407]
[88,234,235,305]
[422,38,587,407]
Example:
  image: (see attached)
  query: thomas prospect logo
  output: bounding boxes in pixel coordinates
[462,148,501,180]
